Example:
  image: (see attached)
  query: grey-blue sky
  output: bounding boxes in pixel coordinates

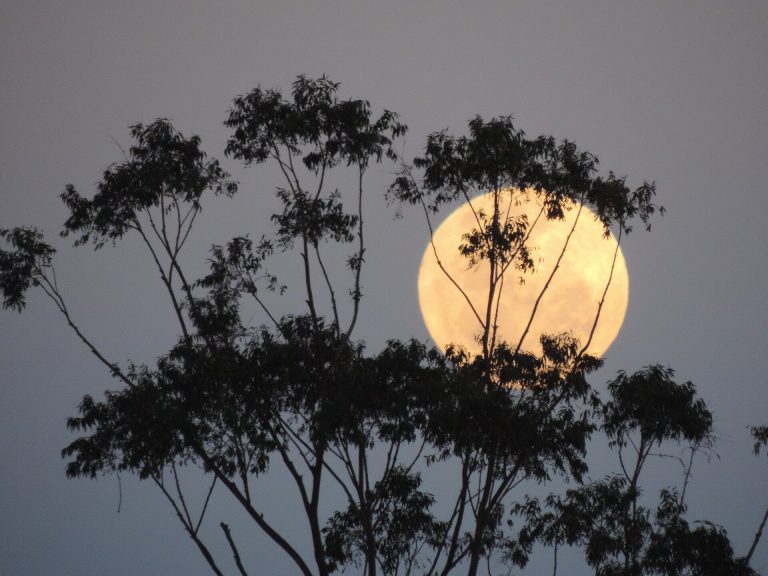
[1,1,767,574]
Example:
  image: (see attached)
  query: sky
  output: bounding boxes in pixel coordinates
[1,1,767,574]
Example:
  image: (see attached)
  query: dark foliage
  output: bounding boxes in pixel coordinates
[389,115,661,234]
[61,119,237,249]
[0,75,762,576]
[0,227,56,311]
[511,367,754,575]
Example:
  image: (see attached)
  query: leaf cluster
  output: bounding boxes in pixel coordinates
[0,227,56,311]
[425,336,601,484]
[602,366,713,449]
[224,75,406,170]
[324,467,445,574]
[509,366,753,575]
[389,115,661,234]
[60,119,237,249]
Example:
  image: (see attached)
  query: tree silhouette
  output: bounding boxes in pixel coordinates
[513,366,754,575]
[1,75,764,575]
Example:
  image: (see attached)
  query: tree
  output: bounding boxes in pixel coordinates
[513,366,755,576]
[388,116,662,575]
[1,75,764,575]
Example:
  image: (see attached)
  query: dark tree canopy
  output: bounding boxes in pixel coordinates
[0,75,764,576]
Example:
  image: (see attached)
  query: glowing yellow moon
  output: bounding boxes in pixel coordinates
[417,191,629,357]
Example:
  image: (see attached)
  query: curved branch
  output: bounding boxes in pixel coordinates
[515,199,585,355]
[34,270,135,389]
[578,226,622,357]
[419,196,484,331]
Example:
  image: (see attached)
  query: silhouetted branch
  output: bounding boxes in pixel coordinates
[195,477,218,535]
[515,198,585,355]
[131,221,190,340]
[33,269,135,389]
[221,522,250,576]
[199,452,314,576]
[314,242,340,331]
[419,195,485,330]
[346,164,366,338]
[746,505,768,565]
[578,226,622,357]
[152,473,225,576]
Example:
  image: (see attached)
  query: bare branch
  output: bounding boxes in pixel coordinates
[221,522,250,576]
[578,226,622,357]
[746,505,768,566]
[152,473,225,576]
[132,220,190,340]
[678,445,696,509]
[171,461,195,528]
[34,268,135,389]
[515,199,585,355]
[432,457,471,576]
[242,278,283,335]
[419,196,484,330]
[199,452,314,576]
[346,163,366,338]
[314,242,340,331]
[195,476,218,534]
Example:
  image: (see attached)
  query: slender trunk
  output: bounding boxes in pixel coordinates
[481,190,501,359]
[552,541,558,576]
[467,453,498,576]
[302,232,318,324]
[359,442,378,576]
[309,451,330,576]
[437,458,471,576]
[624,439,647,574]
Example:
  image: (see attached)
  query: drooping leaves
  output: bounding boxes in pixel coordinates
[0,227,56,311]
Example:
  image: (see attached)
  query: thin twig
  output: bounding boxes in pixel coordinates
[195,476,218,534]
[198,452,314,576]
[35,271,135,389]
[578,226,622,357]
[152,473,225,576]
[419,196,484,329]
[171,461,194,528]
[515,198,585,355]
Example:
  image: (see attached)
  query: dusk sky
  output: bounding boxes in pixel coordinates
[2,1,767,574]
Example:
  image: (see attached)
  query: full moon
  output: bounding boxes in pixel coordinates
[417,191,629,357]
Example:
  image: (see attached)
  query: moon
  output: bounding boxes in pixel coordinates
[417,190,629,357]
